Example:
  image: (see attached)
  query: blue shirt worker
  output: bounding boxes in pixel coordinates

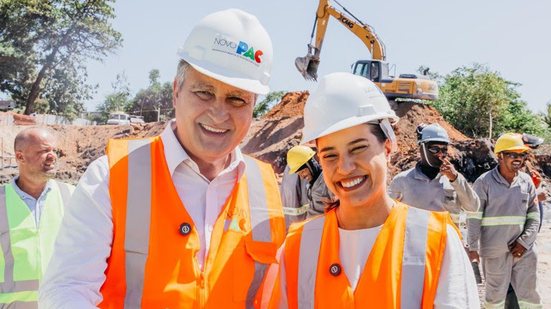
[0,127,73,308]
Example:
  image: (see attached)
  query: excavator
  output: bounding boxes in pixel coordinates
[295,0,438,101]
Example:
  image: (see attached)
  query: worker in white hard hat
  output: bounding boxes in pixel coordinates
[270,72,479,308]
[280,145,333,225]
[467,133,542,308]
[39,9,285,308]
[389,123,479,226]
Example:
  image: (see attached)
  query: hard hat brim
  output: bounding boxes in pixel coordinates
[301,113,399,145]
[419,137,450,144]
[180,53,270,95]
[495,145,531,154]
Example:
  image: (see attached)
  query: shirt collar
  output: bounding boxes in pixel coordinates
[10,176,53,201]
[491,166,518,186]
[160,120,246,179]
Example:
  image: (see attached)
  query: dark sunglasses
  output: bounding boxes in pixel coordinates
[427,146,448,154]
[501,152,528,160]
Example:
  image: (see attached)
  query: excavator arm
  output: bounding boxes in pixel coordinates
[296,0,386,80]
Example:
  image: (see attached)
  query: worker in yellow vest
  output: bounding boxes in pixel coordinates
[0,127,73,308]
[39,9,285,308]
[270,72,479,308]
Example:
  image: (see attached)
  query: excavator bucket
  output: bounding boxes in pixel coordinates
[295,45,321,81]
[295,55,320,81]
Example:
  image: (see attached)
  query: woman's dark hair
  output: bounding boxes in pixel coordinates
[368,123,388,144]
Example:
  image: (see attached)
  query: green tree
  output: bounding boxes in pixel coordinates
[127,69,173,122]
[542,101,551,128]
[432,64,539,138]
[0,0,122,116]
[253,91,285,118]
[95,73,130,123]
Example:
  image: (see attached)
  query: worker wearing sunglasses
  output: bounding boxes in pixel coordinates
[389,123,480,226]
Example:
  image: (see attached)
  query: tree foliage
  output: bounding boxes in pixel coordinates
[542,101,551,128]
[432,64,547,138]
[253,91,285,118]
[0,0,122,116]
[95,73,130,123]
[127,69,173,122]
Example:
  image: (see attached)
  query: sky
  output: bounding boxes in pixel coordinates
[85,0,551,113]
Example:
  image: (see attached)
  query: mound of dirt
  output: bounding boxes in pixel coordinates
[242,92,472,176]
[0,122,167,184]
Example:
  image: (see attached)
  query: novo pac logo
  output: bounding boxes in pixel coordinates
[212,35,263,64]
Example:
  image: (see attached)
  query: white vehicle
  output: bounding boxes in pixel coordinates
[129,115,145,124]
[106,112,131,125]
[0,100,16,111]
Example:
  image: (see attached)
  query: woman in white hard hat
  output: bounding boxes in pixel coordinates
[273,72,479,308]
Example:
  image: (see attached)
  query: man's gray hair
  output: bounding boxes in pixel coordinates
[175,60,191,91]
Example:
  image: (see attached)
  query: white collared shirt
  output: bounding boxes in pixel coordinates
[39,121,245,308]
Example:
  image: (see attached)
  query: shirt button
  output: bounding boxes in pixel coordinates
[179,223,192,236]
[329,263,341,276]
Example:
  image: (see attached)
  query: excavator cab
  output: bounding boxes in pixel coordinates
[352,60,391,83]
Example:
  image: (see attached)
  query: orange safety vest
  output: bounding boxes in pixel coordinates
[284,203,451,308]
[99,137,285,308]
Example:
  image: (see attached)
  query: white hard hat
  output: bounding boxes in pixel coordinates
[418,123,450,144]
[301,72,399,144]
[177,9,273,95]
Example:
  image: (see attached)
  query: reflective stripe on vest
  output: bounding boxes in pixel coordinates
[481,216,526,226]
[108,138,282,307]
[243,156,273,308]
[297,216,325,308]
[401,207,429,308]
[0,182,68,306]
[124,139,152,307]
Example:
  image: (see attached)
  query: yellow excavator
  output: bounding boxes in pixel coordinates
[295,0,438,101]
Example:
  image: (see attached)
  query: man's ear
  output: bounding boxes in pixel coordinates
[15,151,24,163]
[172,79,180,108]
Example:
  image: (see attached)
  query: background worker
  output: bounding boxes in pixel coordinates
[0,127,73,308]
[275,73,479,308]
[39,9,285,308]
[467,133,541,308]
[281,145,333,223]
[389,123,479,226]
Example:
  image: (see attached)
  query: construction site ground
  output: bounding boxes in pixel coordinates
[1,92,550,305]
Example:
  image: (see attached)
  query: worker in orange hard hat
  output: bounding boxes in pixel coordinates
[269,72,479,308]
[39,9,285,308]
[467,133,542,308]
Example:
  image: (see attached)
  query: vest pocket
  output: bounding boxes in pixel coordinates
[232,239,277,301]
[442,188,457,211]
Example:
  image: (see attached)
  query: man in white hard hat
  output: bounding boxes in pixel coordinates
[39,9,285,308]
[389,123,479,225]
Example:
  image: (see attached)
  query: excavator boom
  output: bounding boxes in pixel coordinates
[295,0,385,81]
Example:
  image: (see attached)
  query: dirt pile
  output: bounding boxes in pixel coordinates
[0,122,167,184]
[242,92,473,177]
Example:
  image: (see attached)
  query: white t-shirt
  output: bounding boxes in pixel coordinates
[339,225,382,290]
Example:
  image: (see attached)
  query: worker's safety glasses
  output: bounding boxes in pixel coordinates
[501,152,528,160]
[427,146,448,155]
